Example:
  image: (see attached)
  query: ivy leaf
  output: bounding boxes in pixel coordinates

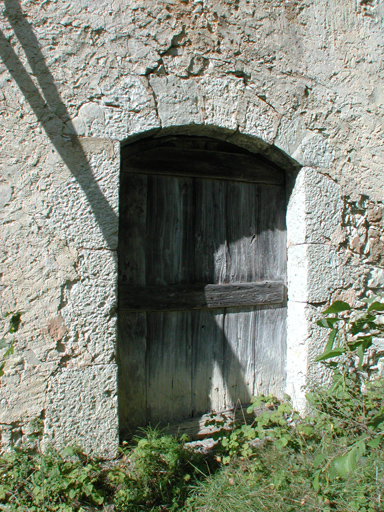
[324,329,337,353]
[323,301,351,315]
[368,302,384,313]
[317,317,339,329]
[315,348,345,362]
[313,469,321,491]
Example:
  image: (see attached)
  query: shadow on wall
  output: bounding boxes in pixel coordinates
[0,0,117,248]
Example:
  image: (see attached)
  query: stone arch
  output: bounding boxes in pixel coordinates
[44,75,342,456]
[118,121,341,418]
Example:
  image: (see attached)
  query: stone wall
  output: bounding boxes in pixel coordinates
[0,0,383,457]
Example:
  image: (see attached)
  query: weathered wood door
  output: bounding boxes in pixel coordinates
[118,137,286,437]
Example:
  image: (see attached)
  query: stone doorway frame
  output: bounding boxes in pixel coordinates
[45,75,342,458]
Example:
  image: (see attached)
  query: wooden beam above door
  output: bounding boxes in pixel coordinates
[119,281,285,312]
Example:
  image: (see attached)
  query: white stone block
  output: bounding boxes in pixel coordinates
[239,87,281,145]
[287,167,342,245]
[44,364,119,459]
[288,244,342,303]
[200,75,244,133]
[149,75,203,128]
[286,302,329,413]
[274,115,311,156]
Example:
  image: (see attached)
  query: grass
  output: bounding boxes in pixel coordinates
[0,416,383,511]
[1,297,384,511]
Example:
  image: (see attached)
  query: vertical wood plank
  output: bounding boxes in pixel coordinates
[146,311,192,425]
[191,309,226,415]
[253,305,287,398]
[194,179,227,284]
[118,173,148,437]
[117,313,147,436]
[223,308,255,409]
[225,181,260,283]
[257,185,287,282]
[118,173,147,286]
[146,175,194,285]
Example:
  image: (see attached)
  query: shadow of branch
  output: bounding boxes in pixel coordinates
[0,0,117,249]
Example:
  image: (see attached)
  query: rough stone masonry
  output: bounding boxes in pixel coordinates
[0,0,383,458]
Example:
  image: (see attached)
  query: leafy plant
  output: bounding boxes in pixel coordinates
[0,311,22,377]
[0,445,105,511]
[309,297,384,490]
[111,427,212,511]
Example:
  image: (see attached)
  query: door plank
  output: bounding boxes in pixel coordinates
[194,179,227,284]
[223,308,256,409]
[117,313,147,436]
[191,309,226,414]
[146,175,194,285]
[120,281,285,312]
[225,181,260,283]
[118,173,147,286]
[253,305,287,397]
[146,311,193,425]
[257,185,287,281]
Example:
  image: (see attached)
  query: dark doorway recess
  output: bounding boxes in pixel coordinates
[118,136,287,439]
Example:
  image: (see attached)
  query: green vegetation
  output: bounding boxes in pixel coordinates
[0,298,383,511]
[0,311,22,377]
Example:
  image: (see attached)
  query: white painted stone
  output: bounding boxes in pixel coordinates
[274,115,311,156]
[102,75,160,140]
[200,76,244,133]
[287,167,342,245]
[288,244,342,303]
[44,364,118,459]
[286,301,309,412]
[286,302,329,412]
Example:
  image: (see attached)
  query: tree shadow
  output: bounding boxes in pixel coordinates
[118,136,287,439]
[0,0,117,248]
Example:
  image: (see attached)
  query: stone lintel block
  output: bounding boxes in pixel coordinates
[44,364,118,459]
[71,76,160,140]
[148,75,280,147]
[149,74,203,128]
[287,167,342,245]
[288,244,342,303]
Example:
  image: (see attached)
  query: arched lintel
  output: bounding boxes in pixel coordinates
[120,123,300,176]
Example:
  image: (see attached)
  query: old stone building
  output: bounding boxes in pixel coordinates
[0,0,383,458]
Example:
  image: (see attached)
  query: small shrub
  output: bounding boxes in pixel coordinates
[110,427,212,511]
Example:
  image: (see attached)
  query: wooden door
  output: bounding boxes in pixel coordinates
[118,137,287,437]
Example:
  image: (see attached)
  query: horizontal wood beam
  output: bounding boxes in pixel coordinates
[119,281,285,312]
[121,148,284,185]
